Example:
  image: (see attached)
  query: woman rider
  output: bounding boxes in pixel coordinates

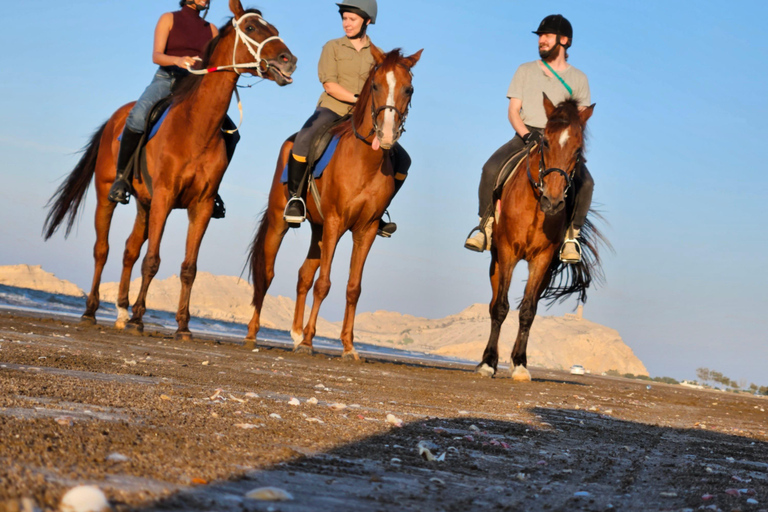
[108,0,230,218]
[283,0,410,237]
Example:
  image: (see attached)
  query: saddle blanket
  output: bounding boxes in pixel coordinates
[280,136,341,183]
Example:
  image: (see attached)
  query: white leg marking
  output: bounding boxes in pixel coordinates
[115,307,130,329]
[512,365,532,382]
[558,127,570,147]
[291,329,303,348]
[477,363,495,377]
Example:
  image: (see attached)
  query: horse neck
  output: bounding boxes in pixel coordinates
[177,45,239,142]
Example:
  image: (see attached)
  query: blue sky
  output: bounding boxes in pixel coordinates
[1,1,767,385]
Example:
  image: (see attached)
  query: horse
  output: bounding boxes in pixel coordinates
[42,0,296,340]
[245,47,423,359]
[476,94,606,382]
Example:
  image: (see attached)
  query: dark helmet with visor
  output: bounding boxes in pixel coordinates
[533,14,573,43]
[336,0,378,24]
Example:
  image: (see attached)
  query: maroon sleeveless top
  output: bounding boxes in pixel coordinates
[165,8,212,59]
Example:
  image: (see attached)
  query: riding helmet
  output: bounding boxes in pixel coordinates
[336,0,377,24]
[533,14,573,41]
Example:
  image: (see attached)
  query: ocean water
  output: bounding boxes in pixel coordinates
[0,284,474,368]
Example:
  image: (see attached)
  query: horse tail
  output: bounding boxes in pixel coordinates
[540,209,613,306]
[42,121,108,240]
[247,208,270,308]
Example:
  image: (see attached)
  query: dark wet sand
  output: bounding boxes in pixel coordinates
[1,310,766,512]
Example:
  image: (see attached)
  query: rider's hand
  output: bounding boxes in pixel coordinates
[522,131,542,145]
[177,56,200,69]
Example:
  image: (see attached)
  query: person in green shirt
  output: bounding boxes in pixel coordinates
[283,0,410,238]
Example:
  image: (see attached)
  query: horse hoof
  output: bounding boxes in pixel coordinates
[476,363,496,378]
[125,322,144,335]
[114,320,126,330]
[174,331,193,342]
[511,365,532,383]
[243,338,257,351]
[79,315,97,327]
[294,344,313,355]
[341,350,360,362]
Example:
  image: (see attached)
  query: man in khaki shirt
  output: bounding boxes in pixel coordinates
[283,0,409,238]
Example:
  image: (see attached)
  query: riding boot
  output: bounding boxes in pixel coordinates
[464,215,494,252]
[377,175,405,238]
[108,127,143,204]
[284,152,309,225]
[559,225,582,264]
[212,194,226,219]
[212,119,239,220]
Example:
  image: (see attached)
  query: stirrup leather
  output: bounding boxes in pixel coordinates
[559,237,583,263]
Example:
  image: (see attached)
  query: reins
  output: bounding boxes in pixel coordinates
[184,12,285,133]
[526,140,578,198]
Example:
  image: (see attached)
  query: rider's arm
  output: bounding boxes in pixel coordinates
[322,82,357,104]
[508,97,529,137]
[151,12,199,69]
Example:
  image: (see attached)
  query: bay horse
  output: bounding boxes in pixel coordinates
[476,94,606,382]
[42,0,296,340]
[246,47,423,359]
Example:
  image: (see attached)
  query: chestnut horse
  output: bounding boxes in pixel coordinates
[246,47,422,359]
[476,95,607,381]
[43,0,295,340]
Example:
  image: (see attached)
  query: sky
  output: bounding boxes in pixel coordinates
[1,1,767,385]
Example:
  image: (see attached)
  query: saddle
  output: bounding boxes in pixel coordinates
[121,96,240,197]
[280,114,350,184]
[493,146,531,201]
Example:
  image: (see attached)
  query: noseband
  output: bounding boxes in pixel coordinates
[526,140,580,198]
[353,63,412,145]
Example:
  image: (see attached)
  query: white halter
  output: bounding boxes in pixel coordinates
[184,12,286,133]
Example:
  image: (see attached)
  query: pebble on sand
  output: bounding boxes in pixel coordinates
[288,398,300,406]
[386,414,403,427]
[59,486,111,512]
[307,397,319,405]
[245,487,294,501]
[106,453,129,462]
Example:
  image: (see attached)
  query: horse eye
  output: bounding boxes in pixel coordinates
[405,86,414,95]
[372,83,379,92]
[246,25,255,33]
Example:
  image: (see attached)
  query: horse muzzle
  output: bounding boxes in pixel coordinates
[539,192,565,215]
[267,53,297,86]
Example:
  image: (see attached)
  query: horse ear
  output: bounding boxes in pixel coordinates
[543,93,556,118]
[579,103,596,124]
[229,0,245,18]
[403,49,423,68]
[371,45,386,64]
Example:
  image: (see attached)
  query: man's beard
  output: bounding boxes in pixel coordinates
[539,44,559,61]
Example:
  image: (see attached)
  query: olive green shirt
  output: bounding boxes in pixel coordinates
[507,60,591,129]
[317,36,376,116]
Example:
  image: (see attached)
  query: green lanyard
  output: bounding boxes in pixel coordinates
[542,60,573,96]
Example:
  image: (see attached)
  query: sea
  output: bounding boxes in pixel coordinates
[0,283,475,369]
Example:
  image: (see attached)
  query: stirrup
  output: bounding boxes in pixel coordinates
[377,210,396,238]
[559,238,583,264]
[108,180,131,205]
[283,196,307,225]
[464,225,488,252]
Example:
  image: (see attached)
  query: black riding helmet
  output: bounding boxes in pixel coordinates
[533,14,573,46]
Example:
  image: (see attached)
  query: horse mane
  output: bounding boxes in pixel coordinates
[170,9,263,103]
[333,48,405,139]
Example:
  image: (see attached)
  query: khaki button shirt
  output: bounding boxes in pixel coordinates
[317,36,376,116]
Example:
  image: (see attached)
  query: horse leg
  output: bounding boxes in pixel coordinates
[338,224,378,360]
[297,221,343,354]
[477,244,517,377]
[510,256,553,382]
[173,203,214,341]
[245,209,289,345]
[127,194,173,334]
[82,195,117,325]
[115,203,149,329]
[291,223,323,347]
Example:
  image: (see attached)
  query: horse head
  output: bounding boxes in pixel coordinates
[224,0,296,85]
[357,47,423,150]
[535,94,594,215]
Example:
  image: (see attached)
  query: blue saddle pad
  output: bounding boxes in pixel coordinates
[117,107,171,142]
[280,136,341,183]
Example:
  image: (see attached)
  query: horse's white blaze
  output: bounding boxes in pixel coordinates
[558,128,570,147]
[115,307,130,329]
[381,70,397,144]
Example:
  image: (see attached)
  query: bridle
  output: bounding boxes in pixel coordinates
[352,63,413,146]
[526,137,581,198]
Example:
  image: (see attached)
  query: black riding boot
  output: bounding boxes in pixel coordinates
[284,152,309,225]
[212,117,241,219]
[108,127,143,204]
[377,177,405,237]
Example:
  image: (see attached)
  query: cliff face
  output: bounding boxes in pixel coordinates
[0,265,646,375]
[0,264,84,297]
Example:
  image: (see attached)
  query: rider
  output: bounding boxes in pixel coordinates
[465,14,594,263]
[108,0,230,219]
[282,0,410,237]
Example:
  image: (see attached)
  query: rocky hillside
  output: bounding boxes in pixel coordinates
[0,265,646,375]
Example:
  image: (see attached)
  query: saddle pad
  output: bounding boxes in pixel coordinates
[280,135,341,184]
[117,107,171,142]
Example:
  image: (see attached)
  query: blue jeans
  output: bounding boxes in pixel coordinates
[125,67,176,132]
